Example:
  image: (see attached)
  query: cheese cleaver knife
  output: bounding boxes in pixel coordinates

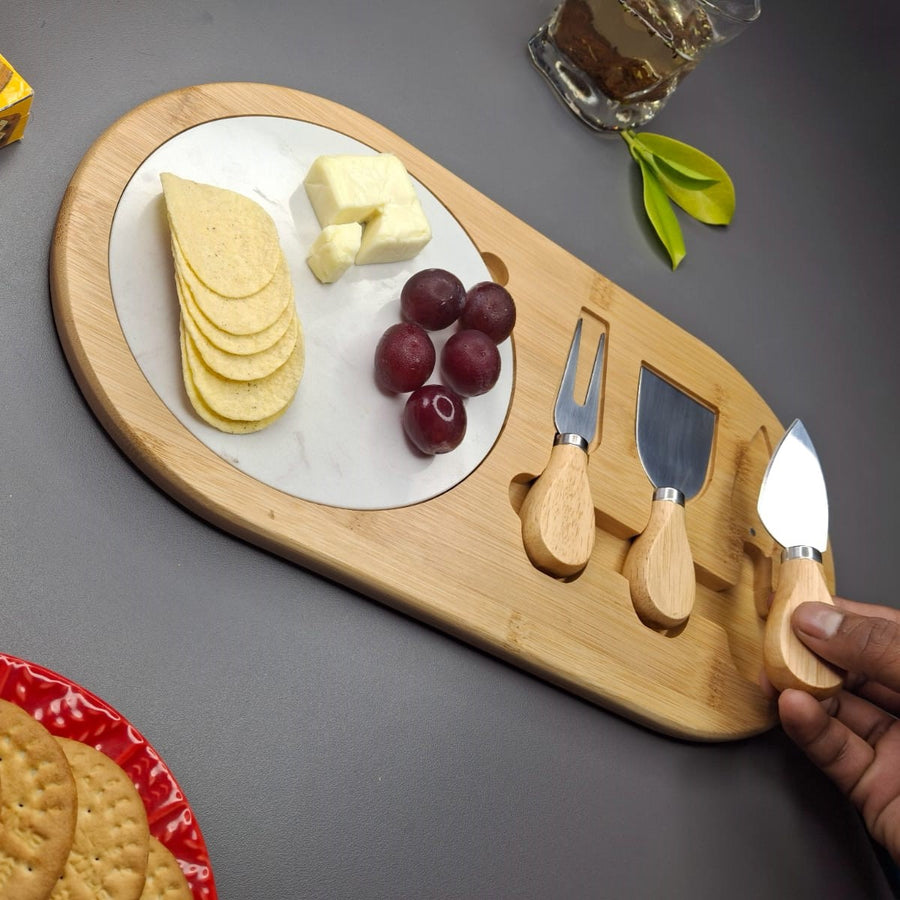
[623,368,715,628]
[757,419,843,697]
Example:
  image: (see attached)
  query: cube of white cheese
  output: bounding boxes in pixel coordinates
[303,153,418,227]
[355,198,432,265]
[306,222,363,283]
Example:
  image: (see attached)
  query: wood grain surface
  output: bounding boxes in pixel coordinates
[49,82,835,740]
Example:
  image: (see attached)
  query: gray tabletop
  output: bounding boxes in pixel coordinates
[3,1,899,897]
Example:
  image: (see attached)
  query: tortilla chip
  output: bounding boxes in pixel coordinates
[182,298,299,382]
[176,269,294,355]
[171,236,292,336]
[179,335,291,434]
[181,326,304,422]
[160,172,281,298]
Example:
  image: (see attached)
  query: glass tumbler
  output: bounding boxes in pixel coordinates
[528,0,760,131]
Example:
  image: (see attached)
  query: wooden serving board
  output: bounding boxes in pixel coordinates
[50,82,833,741]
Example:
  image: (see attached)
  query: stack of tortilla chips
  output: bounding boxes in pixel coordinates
[160,172,304,434]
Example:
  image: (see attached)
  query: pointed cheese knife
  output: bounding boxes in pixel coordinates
[757,419,843,697]
[623,368,715,628]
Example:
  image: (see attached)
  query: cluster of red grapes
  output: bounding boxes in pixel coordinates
[374,268,516,455]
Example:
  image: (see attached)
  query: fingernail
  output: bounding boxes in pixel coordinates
[793,602,843,639]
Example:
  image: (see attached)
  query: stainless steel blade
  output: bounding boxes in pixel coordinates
[634,368,715,500]
[553,319,604,445]
[757,419,829,552]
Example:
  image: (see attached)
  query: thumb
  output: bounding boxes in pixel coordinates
[792,602,900,694]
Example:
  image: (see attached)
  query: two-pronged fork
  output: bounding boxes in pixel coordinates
[520,318,605,577]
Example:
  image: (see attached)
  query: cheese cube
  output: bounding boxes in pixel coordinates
[303,153,418,227]
[306,223,363,283]
[355,199,432,265]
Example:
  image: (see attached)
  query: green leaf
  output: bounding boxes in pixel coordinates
[634,132,735,225]
[650,155,719,190]
[634,152,685,270]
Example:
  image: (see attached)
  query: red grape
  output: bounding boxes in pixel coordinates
[402,384,467,454]
[400,268,466,331]
[460,281,516,343]
[440,329,501,397]
[374,323,436,393]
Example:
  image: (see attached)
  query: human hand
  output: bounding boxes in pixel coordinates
[776,598,900,864]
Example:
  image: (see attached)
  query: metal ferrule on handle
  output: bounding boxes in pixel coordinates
[652,486,684,506]
[554,432,589,453]
[783,545,823,564]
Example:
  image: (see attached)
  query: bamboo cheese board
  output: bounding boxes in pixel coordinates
[50,82,833,741]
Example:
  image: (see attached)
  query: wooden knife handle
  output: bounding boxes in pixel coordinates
[520,441,595,577]
[764,555,843,697]
[624,497,694,629]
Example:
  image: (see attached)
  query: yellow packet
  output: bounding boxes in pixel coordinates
[0,53,33,148]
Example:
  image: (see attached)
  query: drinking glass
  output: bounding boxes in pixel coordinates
[528,0,760,131]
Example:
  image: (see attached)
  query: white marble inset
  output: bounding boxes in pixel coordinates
[108,116,513,510]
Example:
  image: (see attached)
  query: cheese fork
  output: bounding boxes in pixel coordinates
[521,318,605,577]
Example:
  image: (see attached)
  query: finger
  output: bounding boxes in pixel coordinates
[826,690,897,748]
[834,597,900,626]
[817,599,900,713]
[778,689,874,796]
[855,681,900,718]
[758,591,896,621]
[792,603,900,695]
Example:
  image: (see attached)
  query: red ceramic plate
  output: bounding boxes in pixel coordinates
[0,652,216,899]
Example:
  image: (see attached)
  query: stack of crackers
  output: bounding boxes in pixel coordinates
[160,173,305,435]
[0,698,193,899]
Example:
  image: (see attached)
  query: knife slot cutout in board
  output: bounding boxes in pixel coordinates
[623,367,717,630]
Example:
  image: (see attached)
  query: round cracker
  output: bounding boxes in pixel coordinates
[183,302,300,382]
[0,699,78,900]
[171,237,293,336]
[176,268,293,355]
[160,172,280,298]
[181,326,305,422]
[51,738,150,900]
[180,330,291,434]
[139,836,193,900]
